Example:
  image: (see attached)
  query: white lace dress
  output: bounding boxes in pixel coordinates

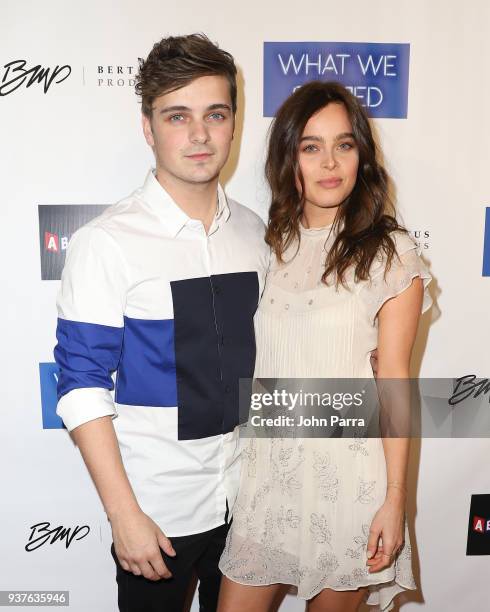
[219,225,432,611]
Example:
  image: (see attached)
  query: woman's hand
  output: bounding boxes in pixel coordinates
[365,488,406,573]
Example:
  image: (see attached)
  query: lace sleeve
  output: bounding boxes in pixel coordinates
[360,231,432,325]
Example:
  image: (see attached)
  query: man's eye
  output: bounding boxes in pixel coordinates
[169,114,184,122]
[209,112,225,120]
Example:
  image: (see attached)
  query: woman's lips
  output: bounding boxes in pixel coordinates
[317,178,342,189]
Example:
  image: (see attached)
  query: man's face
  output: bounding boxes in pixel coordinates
[142,75,234,187]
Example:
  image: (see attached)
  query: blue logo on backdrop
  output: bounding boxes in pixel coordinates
[39,363,64,429]
[483,208,490,277]
[263,42,410,118]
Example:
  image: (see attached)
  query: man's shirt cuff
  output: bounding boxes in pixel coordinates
[56,387,117,432]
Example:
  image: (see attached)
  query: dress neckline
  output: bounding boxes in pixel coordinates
[299,221,334,237]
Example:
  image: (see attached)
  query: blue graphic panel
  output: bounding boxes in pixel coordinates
[483,208,490,276]
[116,317,177,407]
[55,318,123,400]
[39,363,64,429]
[264,41,410,118]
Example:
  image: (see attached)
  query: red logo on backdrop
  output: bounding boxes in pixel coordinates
[44,232,59,252]
[39,204,109,280]
[473,515,490,534]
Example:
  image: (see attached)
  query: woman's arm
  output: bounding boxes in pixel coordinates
[366,277,424,573]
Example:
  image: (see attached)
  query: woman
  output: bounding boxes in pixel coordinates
[218,81,432,611]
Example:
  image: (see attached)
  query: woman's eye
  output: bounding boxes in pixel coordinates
[302,144,318,152]
[338,142,354,151]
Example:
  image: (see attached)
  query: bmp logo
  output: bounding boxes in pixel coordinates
[467,494,490,555]
[44,231,68,253]
[0,60,71,96]
[39,363,64,429]
[264,41,410,118]
[482,208,490,276]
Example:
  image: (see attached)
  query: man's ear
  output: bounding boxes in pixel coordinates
[142,113,155,147]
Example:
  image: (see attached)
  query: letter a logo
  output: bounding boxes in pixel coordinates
[473,516,485,533]
[45,232,59,252]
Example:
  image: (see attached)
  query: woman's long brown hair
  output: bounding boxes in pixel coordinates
[265,81,406,287]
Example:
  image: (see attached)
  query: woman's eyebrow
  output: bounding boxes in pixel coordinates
[334,132,355,140]
[299,135,323,143]
[299,132,355,143]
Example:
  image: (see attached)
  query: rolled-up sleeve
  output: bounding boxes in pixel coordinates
[54,224,129,432]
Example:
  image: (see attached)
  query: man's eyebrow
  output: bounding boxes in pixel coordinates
[158,103,232,114]
[207,103,232,112]
[159,105,191,114]
[299,132,355,143]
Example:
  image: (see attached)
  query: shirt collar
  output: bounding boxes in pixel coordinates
[139,169,230,237]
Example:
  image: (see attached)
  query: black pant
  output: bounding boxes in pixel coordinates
[111,523,229,612]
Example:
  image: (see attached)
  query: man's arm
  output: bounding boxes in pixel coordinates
[71,416,175,580]
[55,225,174,580]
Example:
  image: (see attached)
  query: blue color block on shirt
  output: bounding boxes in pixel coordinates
[116,317,177,407]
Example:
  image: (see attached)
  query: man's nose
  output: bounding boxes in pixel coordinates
[189,120,210,144]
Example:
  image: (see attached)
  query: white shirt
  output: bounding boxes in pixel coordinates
[54,169,269,536]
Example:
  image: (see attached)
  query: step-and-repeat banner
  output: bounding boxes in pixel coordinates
[2,0,489,610]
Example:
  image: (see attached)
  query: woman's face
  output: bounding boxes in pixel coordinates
[297,102,359,214]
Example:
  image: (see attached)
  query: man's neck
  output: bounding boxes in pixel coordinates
[155,169,219,233]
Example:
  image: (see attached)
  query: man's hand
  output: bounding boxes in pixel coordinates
[110,508,176,581]
[370,348,379,378]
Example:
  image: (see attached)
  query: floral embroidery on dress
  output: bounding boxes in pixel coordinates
[355,478,376,504]
[310,513,333,545]
[262,508,275,548]
[313,451,339,502]
[277,506,301,534]
[242,438,257,477]
[278,446,294,466]
[316,551,340,574]
[348,436,369,456]
[345,524,370,559]
[351,566,370,581]
[249,481,272,513]
[270,442,304,497]
[337,573,355,587]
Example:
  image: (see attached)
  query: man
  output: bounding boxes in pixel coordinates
[54,34,269,612]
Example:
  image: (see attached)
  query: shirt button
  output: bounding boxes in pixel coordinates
[225,385,231,393]
[214,286,221,295]
[285,304,290,310]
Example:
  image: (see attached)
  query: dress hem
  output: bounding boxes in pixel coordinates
[220,569,416,608]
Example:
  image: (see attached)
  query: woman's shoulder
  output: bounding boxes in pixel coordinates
[389,229,418,257]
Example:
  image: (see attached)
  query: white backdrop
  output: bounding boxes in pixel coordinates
[2,0,490,610]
